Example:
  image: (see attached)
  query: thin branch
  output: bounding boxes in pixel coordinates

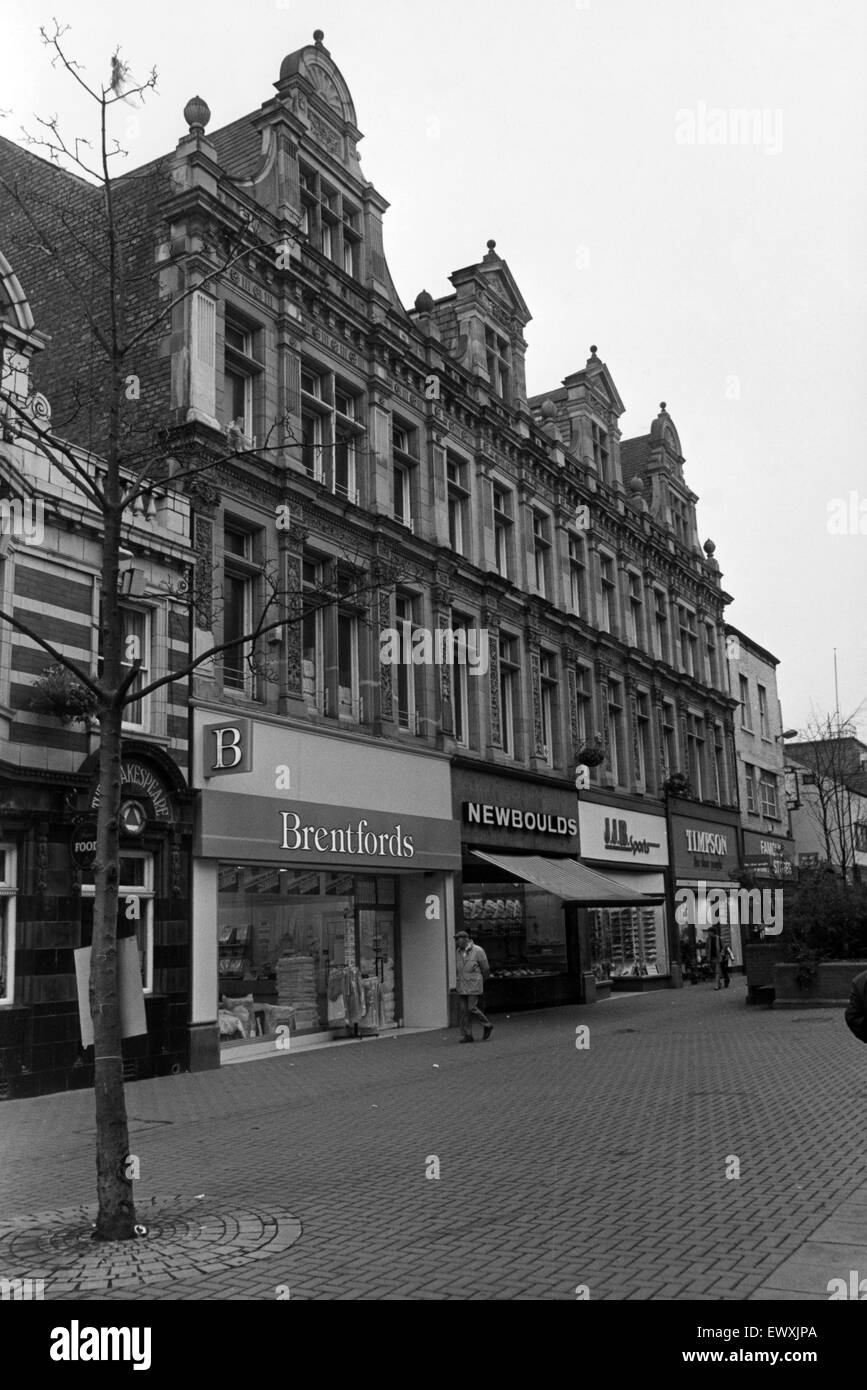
[0,605,104,699]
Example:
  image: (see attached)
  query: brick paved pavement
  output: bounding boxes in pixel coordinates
[1,979,866,1300]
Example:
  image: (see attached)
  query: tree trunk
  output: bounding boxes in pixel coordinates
[90,697,137,1240]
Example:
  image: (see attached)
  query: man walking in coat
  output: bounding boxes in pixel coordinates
[455,930,493,1042]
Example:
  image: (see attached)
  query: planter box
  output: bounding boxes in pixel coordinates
[772,960,867,1009]
[744,941,788,1005]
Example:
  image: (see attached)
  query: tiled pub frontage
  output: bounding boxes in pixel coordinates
[0,744,192,1099]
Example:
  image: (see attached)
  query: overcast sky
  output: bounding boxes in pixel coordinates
[5,0,866,736]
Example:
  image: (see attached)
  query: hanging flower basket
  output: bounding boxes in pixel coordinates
[576,737,606,768]
[29,665,99,724]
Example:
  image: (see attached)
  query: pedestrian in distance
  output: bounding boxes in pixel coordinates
[720,941,734,989]
[454,929,493,1042]
[706,923,723,990]
[844,968,867,1043]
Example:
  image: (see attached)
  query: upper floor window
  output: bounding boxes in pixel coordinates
[532,510,552,599]
[302,557,324,714]
[539,650,557,766]
[446,454,469,556]
[607,678,624,784]
[760,771,779,819]
[653,589,669,663]
[395,593,421,733]
[678,605,698,677]
[745,762,758,814]
[499,633,520,757]
[591,422,610,483]
[626,572,643,648]
[636,690,651,786]
[758,683,770,738]
[575,664,592,749]
[686,711,705,799]
[485,328,511,402]
[704,623,718,687]
[223,312,261,442]
[97,600,153,733]
[712,723,726,803]
[492,483,513,579]
[393,418,418,530]
[298,164,362,278]
[452,613,473,749]
[670,491,690,545]
[0,845,16,1006]
[120,605,151,732]
[300,365,361,500]
[599,553,616,633]
[662,699,677,777]
[222,522,261,694]
[739,675,752,730]
[568,535,587,617]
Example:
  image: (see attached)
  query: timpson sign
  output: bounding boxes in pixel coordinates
[671,815,740,877]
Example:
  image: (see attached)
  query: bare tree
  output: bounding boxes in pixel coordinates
[788,708,867,887]
[0,26,417,1239]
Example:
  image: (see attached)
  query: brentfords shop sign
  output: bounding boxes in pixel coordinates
[463,803,578,837]
[279,812,414,858]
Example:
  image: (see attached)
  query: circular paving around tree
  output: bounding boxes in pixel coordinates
[0,1196,302,1296]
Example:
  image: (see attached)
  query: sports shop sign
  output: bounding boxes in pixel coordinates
[577,802,668,867]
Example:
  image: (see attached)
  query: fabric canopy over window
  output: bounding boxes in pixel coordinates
[470,851,665,906]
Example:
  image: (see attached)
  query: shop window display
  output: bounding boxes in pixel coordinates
[217,866,399,1043]
[589,905,668,981]
[462,882,567,978]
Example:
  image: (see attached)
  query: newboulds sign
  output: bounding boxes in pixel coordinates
[197,792,462,871]
[577,802,669,867]
[671,814,740,879]
[463,803,577,837]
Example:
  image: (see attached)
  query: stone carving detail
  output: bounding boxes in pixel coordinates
[193,516,213,630]
[630,690,641,785]
[530,647,545,756]
[655,700,667,786]
[310,114,341,156]
[285,553,304,698]
[566,666,579,759]
[437,611,453,734]
[170,835,182,898]
[488,629,501,746]
[379,590,393,722]
[36,835,48,895]
[599,680,611,781]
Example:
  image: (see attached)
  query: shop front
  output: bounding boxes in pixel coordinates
[669,802,744,971]
[576,797,671,991]
[452,767,663,1011]
[191,711,461,1068]
[0,743,191,1100]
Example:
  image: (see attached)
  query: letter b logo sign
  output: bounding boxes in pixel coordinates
[203,719,253,777]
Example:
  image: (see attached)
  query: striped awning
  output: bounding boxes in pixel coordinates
[471,851,665,905]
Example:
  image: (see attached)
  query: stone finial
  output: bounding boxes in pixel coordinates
[414,289,435,314]
[540,398,557,420]
[660,401,667,412]
[590,344,598,355]
[183,96,211,136]
[313,29,325,44]
[487,239,496,251]
[703,538,716,557]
